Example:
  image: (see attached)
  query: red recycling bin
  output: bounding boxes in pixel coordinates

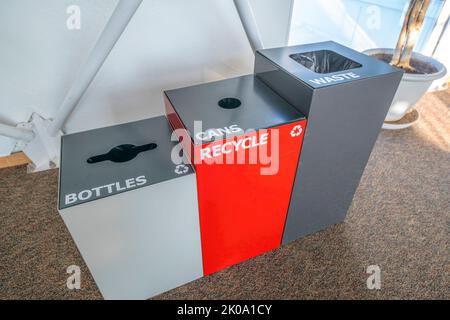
[165,75,306,275]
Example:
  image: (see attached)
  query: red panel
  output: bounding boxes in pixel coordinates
[164,94,195,165]
[194,121,306,275]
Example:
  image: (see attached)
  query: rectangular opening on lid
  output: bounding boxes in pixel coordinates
[290,50,362,74]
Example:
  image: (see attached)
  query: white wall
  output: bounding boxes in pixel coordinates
[0,0,293,143]
[0,0,118,127]
[64,0,257,133]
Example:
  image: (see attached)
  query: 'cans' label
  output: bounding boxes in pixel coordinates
[195,124,244,142]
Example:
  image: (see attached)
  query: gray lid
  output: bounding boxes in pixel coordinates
[164,75,306,144]
[59,116,194,210]
[257,41,403,89]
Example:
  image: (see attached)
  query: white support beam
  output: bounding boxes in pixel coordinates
[47,0,143,136]
[234,0,265,53]
[0,123,34,142]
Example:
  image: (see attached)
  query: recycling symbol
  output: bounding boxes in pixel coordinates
[174,164,189,175]
[290,125,303,137]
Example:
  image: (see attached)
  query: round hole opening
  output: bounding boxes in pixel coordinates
[218,97,241,109]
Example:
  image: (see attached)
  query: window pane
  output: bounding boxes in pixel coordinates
[289,0,445,53]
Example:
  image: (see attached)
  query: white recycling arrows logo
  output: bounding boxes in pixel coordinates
[174,164,189,175]
[290,125,303,137]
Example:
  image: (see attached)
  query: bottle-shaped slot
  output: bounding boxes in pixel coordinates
[87,143,157,164]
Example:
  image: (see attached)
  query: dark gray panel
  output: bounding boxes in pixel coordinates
[258,41,400,89]
[255,52,313,117]
[254,41,403,244]
[59,116,194,209]
[282,73,403,243]
[164,75,305,144]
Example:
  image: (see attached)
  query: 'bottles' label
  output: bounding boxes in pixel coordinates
[64,176,147,206]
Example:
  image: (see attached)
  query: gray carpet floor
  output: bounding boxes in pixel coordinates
[0,90,449,300]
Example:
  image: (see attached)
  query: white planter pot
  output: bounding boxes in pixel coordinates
[364,48,447,122]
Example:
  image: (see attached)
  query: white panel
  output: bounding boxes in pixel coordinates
[60,174,203,300]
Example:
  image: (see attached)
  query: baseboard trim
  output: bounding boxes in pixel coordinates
[0,152,31,170]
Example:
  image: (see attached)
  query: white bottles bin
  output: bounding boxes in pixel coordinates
[58,116,203,300]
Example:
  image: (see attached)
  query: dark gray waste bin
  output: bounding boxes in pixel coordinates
[254,41,403,244]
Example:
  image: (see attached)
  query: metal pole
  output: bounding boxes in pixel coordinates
[233,0,265,53]
[48,0,144,136]
[0,123,35,142]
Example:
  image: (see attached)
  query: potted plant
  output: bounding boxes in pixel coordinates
[364,0,447,129]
